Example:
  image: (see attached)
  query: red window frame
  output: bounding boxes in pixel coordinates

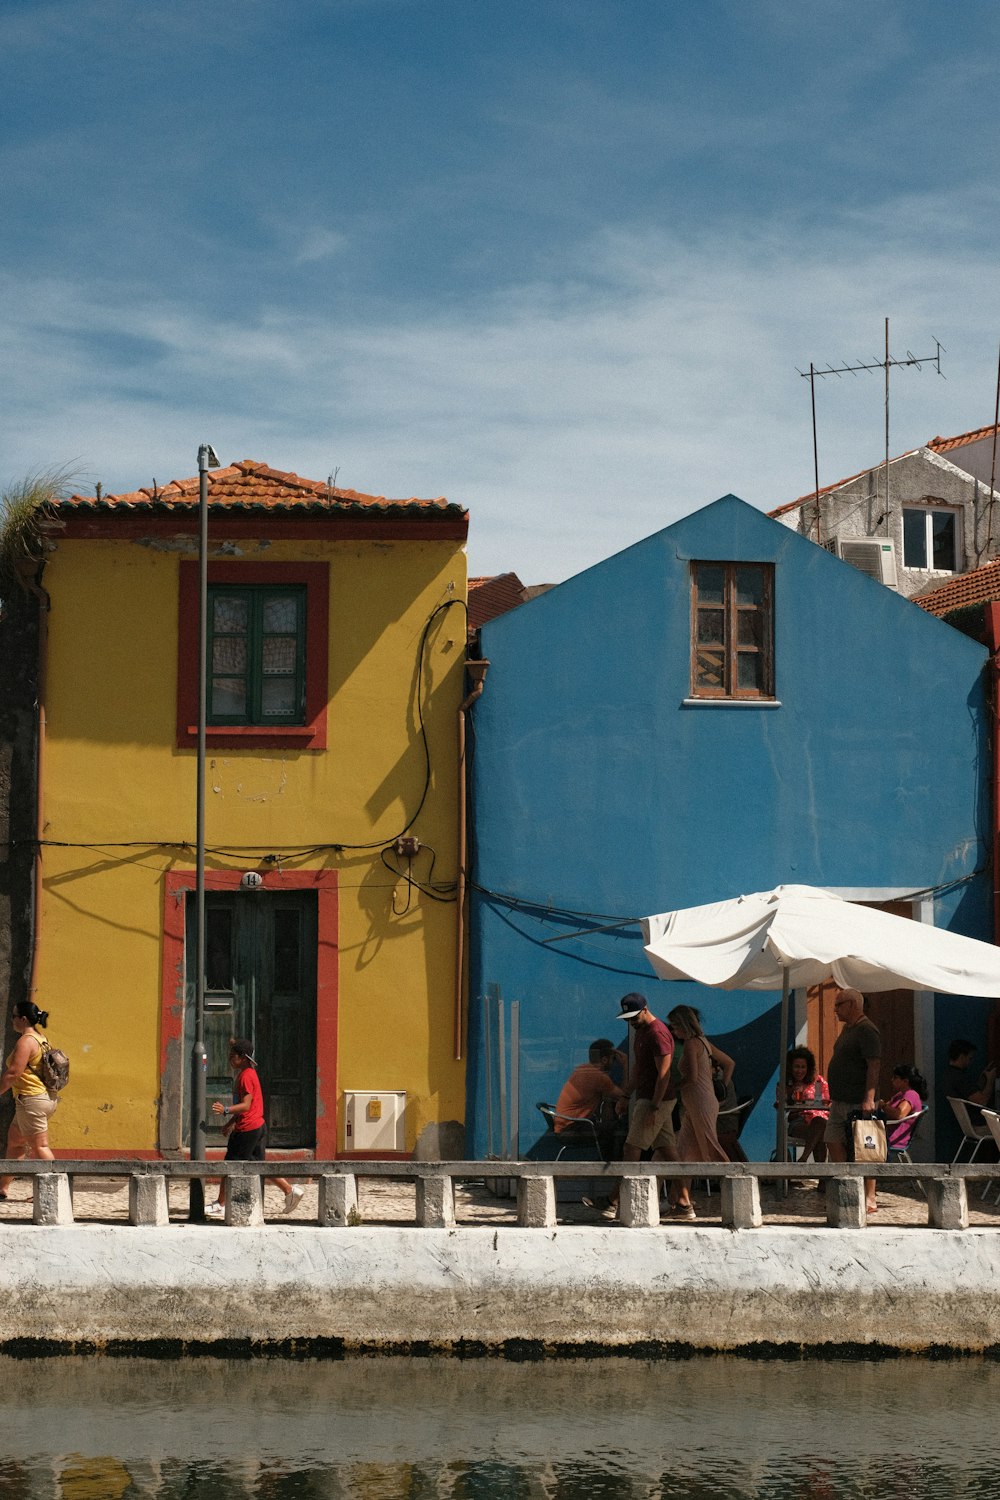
[177,561,329,749]
[690,561,774,700]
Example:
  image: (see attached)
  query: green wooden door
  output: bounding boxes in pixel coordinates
[184,891,317,1148]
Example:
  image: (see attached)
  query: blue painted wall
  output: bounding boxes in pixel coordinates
[468,496,993,1162]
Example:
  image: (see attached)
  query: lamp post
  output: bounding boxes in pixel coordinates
[189,442,221,1220]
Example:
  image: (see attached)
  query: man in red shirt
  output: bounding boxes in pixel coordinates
[595,993,679,1221]
[554,1038,628,1153]
[207,1038,304,1218]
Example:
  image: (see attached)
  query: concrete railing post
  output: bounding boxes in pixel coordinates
[225,1172,264,1227]
[33,1172,74,1226]
[826,1175,866,1228]
[927,1178,968,1230]
[516,1175,556,1227]
[721,1175,762,1229]
[416,1175,456,1228]
[620,1174,659,1227]
[128,1172,169,1226]
[318,1173,359,1226]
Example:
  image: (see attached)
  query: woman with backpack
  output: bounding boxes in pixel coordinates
[0,1001,58,1198]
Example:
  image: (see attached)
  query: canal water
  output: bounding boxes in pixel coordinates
[0,1353,994,1497]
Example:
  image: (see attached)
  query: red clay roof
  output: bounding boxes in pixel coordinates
[928,423,1000,454]
[468,572,527,632]
[59,460,465,518]
[914,557,1000,617]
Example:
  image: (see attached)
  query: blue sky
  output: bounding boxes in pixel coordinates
[3,0,1000,581]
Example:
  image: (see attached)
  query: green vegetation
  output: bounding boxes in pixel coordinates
[0,469,70,598]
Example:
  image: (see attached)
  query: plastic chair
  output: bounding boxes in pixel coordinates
[977,1108,1000,1202]
[535,1102,603,1161]
[947,1097,990,1165]
[885,1107,928,1163]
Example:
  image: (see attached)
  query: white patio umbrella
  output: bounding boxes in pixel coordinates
[641,884,1000,1165]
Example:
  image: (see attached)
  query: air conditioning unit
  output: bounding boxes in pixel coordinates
[835,537,898,588]
[343,1089,407,1152]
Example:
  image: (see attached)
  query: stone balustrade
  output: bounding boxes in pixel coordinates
[2,1158,991,1232]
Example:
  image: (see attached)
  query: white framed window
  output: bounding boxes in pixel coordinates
[902,508,959,571]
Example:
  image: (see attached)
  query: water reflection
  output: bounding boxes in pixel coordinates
[0,1354,994,1498]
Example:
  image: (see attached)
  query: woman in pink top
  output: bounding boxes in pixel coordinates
[882,1063,927,1151]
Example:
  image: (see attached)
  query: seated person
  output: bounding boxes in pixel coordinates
[941,1038,996,1108]
[554,1039,628,1154]
[777,1045,829,1162]
[882,1063,927,1151]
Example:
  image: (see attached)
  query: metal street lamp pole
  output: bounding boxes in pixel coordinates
[189,442,220,1220]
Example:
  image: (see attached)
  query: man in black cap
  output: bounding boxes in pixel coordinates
[593,993,678,1220]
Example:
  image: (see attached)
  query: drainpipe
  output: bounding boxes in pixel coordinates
[454,658,489,1061]
[986,603,1000,949]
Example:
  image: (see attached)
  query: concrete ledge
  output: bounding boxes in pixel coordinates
[3,1226,1000,1352]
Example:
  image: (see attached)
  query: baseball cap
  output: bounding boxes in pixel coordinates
[616,993,648,1021]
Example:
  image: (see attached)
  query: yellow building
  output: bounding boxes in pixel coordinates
[33,459,469,1159]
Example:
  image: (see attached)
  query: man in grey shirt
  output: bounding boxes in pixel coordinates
[824,987,882,1214]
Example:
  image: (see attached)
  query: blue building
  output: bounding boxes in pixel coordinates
[468,495,994,1162]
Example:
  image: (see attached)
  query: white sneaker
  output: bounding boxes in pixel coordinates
[283,1185,304,1214]
[205,1202,224,1218]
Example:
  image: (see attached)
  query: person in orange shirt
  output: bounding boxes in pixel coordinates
[554,1038,628,1154]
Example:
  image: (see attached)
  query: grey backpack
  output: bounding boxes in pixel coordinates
[39,1038,70,1094]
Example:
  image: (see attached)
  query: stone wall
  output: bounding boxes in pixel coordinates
[0,590,38,1151]
[3,1224,999,1353]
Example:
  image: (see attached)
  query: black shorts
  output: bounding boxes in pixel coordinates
[225,1126,265,1161]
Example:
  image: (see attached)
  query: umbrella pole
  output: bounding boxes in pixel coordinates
[776,966,791,1196]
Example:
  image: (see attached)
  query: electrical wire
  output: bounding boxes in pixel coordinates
[472,867,987,948]
[3,596,473,863]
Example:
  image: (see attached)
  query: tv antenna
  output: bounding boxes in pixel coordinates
[796,319,945,542]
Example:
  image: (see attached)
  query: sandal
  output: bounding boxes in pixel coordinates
[670,1202,696,1220]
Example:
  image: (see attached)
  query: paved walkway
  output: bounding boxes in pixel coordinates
[1,1171,999,1227]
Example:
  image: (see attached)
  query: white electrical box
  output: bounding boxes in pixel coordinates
[343,1090,407,1152]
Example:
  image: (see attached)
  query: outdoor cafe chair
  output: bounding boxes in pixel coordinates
[535,1102,604,1161]
[886,1107,928,1165]
[886,1107,928,1196]
[947,1096,991,1166]
[977,1109,1000,1202]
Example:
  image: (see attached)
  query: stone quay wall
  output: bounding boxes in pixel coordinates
[2,1159,1000,1355]
[2,1223,1000,1355]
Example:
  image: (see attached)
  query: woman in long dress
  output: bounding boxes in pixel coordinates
[667,1004,734,1221]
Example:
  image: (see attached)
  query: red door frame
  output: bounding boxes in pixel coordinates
[161,868,339,1158]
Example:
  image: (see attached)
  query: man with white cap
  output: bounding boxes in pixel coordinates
[595,992,678,1220]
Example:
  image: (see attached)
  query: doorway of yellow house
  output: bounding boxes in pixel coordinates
[184,891,318,1148]
[806,901,915,1101]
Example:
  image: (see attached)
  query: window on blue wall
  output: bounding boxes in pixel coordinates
[691,562,774,699]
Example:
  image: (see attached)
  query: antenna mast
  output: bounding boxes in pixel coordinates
[797,323,945,543]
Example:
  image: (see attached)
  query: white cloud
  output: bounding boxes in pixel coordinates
[3,201,1000,583]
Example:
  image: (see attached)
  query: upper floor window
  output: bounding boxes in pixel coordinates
[903,508,958,571]
[209,585,306,725]
[691,562,774,700]
[176,561,329,750]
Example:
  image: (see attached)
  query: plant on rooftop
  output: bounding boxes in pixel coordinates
[0,469,70,602]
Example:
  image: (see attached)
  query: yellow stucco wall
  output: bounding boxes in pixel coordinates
[36,532,468,1153]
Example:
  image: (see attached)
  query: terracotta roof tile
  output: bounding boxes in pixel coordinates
[468,572,527,631]
[914,558,1000,617]
[928,423,1000,454]
[59,459,465,518]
